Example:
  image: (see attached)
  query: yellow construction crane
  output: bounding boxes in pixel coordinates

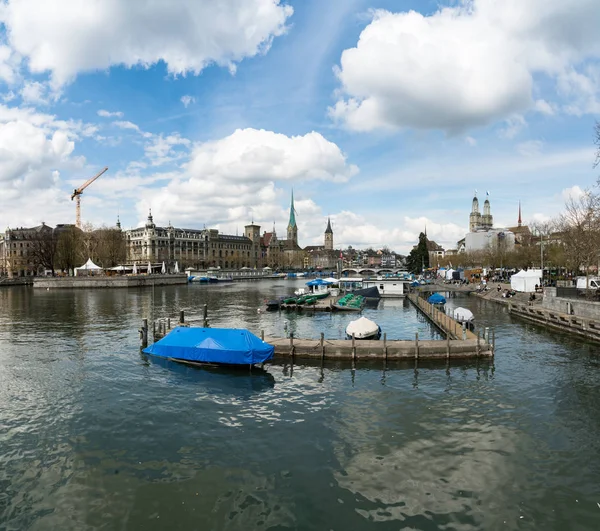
[71,167,108,229]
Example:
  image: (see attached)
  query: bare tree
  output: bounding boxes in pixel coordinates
[56,227,84,274]
[30,227,58,275]
[95,228,126,267]
[594,120,600,169]
[559,189,600,287]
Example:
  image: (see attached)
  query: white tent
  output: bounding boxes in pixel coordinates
[174,261,179,274]
[445,268,456,280]
[147,261,152,274]
[132,262,138,275]
[510,269,542,292]
[75,258,103,276]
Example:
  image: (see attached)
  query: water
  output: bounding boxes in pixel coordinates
[1,280,600,530]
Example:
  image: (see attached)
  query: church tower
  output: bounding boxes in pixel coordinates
[324,217,333,250]
[481,193,493,230]
[469,193,481,232]
[287,190,298,246]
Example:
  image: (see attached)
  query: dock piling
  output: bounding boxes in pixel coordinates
[261,330,264,341]
[320,333,325,361]
[462,323,467,340]
[492,329,496,356]
[477,330,481,357]
[179,310,185,325]
[446,333,450,359]
[167,318,171,330]
[141,318,148,348]
[152,320,156,341]
[383,332,388,363]
[202,304,208,327]
[351,333,356,362]
[289,333,295,359]
[415,332,420,359]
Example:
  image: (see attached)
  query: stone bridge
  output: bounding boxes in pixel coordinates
[341,268,410,277]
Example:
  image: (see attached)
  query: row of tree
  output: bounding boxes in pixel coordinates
[31,224,126,275]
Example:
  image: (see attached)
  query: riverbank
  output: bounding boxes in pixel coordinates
[0,277,33,287]
[33,273,188,289]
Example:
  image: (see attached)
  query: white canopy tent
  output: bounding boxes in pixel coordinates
[75,258,103,276]
[510,269,542,292]
[132,263,138,275]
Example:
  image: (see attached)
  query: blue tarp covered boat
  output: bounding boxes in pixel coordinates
[427,293,447,304]
[142,327,274,366]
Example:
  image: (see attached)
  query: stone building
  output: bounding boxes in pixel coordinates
[125,211,261,270]
[463,192,515,253]
[303,218,339,270]
[1,223,55,277]
[469,192,493,232]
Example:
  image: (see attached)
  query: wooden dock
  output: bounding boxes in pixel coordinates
[262,334,492,361]
[144,301,494,364]
[407,293,479,340]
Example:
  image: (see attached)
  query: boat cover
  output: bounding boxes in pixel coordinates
[428,293,447,304]
[143,327,274,365]
[306,278,333,286]
[452,307,474,322]
[346,316,380,339]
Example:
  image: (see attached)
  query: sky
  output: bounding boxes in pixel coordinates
[0,0,599,254]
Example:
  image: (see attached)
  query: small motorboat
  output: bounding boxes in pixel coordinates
[346,316,381,340]
[143,327,274,366]
[452,307,475,330]
[265,298,282,311]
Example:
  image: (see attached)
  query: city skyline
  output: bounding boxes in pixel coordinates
[0,0,599,254]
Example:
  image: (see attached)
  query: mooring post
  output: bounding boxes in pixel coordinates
[261,330,264,341]
[167,318,171,330]
[491,329,496,357]
[383,332,388,363]
[202,304,208,327]
[320,332,325,361]
[152,320,156,341]
[352,333,356,363]
[477,330,481,357]
[415,332,419,359]
[141,318,148,348]
[484,326,490,342]
[289,333,295,358]
[446,333,450,359]
[179,310,185,325]
[462,322,467,340]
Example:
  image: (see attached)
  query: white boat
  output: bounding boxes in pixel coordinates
[346,316,381,340]
[452,307,475,330]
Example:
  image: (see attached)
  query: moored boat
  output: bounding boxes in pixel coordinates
[333,293,365,311]
[451,307,475,330]
[142,327,274,366]
[346,316,381,340]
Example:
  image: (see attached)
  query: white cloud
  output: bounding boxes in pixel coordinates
[517,140,543,157]
[0,0,293,87]
[561,185,586,202]
[97,109,123,118]
[0,44,18,84]
[330,1,600,132]
[180,95,195,108]
[20,80,50,105]
[534,99,554,115]
[138,128,358,228]
[465,136,477,147]
[144,133,190,166]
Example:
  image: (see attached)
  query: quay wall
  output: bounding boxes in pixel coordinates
[508,301,600,343]
[0,277,33,287]
[542,287,600,321]
[33,274,188,289]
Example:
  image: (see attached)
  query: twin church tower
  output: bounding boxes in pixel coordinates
[469,192,494,232]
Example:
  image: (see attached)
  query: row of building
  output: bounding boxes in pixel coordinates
[423,193,533,266]
[0,193,343,277]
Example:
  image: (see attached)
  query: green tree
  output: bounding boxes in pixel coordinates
[406,232,429,274]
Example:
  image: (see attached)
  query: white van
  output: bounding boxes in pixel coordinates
[576,277,600,290]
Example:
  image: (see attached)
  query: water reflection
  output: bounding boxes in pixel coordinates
[143,354,276,396]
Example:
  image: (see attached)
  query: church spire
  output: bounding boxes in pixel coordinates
[288,190,297,228]
[518,201,522,227]
[325,217,333,234]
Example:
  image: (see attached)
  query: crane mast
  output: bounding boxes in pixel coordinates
[71,167,108,229]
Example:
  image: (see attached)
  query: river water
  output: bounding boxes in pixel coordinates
[1,280,600,530]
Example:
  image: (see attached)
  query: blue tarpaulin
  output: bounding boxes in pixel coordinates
[427,293,447,304]
[306,278,333,286]
[143,327,274,365]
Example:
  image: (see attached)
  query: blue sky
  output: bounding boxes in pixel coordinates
[0,0,599,253]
